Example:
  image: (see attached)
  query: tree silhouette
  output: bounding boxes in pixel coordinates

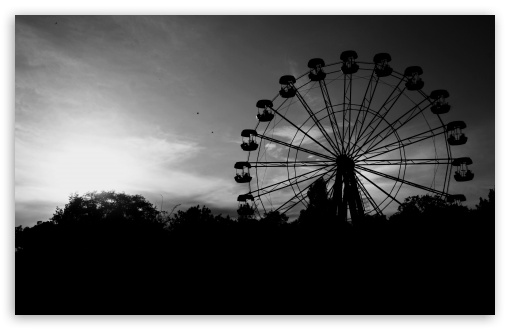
[260,210,289,226]
[307,177,329,209]
[296,177,335,228]
[49,191,160,225]
[15,189,494,315]
[389,193,470,227]
[475,188,495,216]
[171,205,214,228]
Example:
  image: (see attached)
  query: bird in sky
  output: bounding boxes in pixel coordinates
[197,112,199,115]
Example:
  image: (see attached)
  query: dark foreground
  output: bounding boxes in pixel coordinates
[16,214,494,315]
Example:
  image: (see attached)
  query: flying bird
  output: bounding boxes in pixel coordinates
[197,112,199,114]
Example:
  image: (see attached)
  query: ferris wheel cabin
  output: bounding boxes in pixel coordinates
[373,53,393,77]
[404,66,424,91]
[340,50,359,74]
[430,89,451,114]
[234,161,252,183]
[307,58,327,81]
[256,99,275,122]
[279,75,297,98]
[452,157,474,182]
[237,193,255,216]
[446,121,468,146]
[241,129,258,151]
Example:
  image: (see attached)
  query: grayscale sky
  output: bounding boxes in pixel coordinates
[15,15,495,227]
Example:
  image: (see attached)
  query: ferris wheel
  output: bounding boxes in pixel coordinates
[235,51,473,221]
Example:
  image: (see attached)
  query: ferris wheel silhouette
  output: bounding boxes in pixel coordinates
[235,51,472,221]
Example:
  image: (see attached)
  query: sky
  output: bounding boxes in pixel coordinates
[15,15,495,227]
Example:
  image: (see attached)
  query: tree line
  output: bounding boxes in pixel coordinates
[15,184,495,315]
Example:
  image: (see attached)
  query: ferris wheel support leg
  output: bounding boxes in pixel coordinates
[353,178,365,219]
[345,173,365,223]
[341,185,349,221]
[355,176,382,215]
[332,168,344,221]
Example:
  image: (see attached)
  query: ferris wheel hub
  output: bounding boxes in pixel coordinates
[336,155,355,172]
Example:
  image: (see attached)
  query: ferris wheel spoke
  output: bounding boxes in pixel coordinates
[356,158,452,166]
[252,201,264,219]
[435,114,454,195]
[351,86,406,158]
[250,160,335,167]
[319,80,344,152]
[354,175,382,215]
[355,124,446,161]
[274,167,336,213]
[356,96,433,158]
[355,165,449,197]
[252,165,334,198]
[351,129,395,161]
[353,169,403,206]
[357,134,445,162]
[342,75,348,153]
[252,118,280,214]
[327,172,336,199]
[347,68,378,154]
[270,106,337,157]
[342,73,356,154]
[256,134,336,161]
[350,76,406,157]
[277,168,337,214]
[417,89,434,103]
[294,89,342,154]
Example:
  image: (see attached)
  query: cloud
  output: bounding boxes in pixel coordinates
[15,17,236,226]
[287,59,301,81]
[15,125,242,226]
[272,124,333,146]
[15,97,241,227]
[264,124,337,160]
[15,200,62,225]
